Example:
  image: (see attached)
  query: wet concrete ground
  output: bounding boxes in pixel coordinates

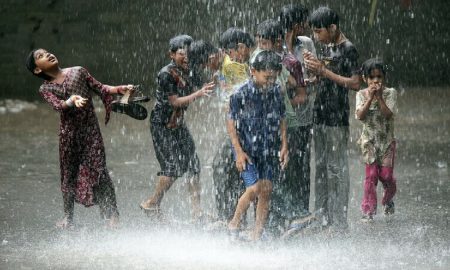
[0,87,449,269]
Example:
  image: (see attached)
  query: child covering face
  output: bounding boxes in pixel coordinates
[355,58,397,222]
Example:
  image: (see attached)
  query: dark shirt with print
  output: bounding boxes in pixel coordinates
[151,61,193,127]
[228,80,286,159]
[314,40,359,126]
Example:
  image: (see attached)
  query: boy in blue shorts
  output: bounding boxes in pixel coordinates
[227,50,288,241]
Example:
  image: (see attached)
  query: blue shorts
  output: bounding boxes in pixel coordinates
[239,156,279,188]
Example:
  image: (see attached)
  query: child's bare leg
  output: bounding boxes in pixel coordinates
[95,181,120,228]
[188,174,202,221]
[252,180,272,240]
[141,175,174,209]
[228,186,257,230]
[56,192,74,228]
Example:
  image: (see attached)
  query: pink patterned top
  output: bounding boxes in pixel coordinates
[39,66,115,206]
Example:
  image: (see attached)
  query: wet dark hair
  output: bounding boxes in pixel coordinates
[25,49,52,80]
[188,40,218,68]
[219,27,255,50]
[308,6,339,29]
[169,34,193,52]
[279,4,309,31]
[361,58,386,77]
[256,19,284,42]
[251,50,282,71]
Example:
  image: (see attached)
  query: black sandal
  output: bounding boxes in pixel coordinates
[112,86,148,120]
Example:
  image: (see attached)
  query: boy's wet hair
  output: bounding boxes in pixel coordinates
[188,40,218,68]
[251,50,282,71]
[25,49,52,80]
[361,58,386,77]
[279,4,309,31]
[256,19,284,42]
[308,6,339,29]
[219,27,255,50]
[169,34,193,52]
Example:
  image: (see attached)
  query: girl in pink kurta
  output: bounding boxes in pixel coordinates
[26,48,132,228]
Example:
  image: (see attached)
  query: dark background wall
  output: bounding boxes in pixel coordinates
[1,0,449,100]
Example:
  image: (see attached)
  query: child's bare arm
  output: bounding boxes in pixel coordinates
[290,85,307,106]
[356,88,375,120]
[108,85,134,95]
[375,88,394,119]
[63,95,87,109]
[304,53,360,90]
[168,82,215,107]
[279,119,289,170]
[226,118,251,172]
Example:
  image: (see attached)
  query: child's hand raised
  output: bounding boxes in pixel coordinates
[196,81,215,98]
[374,83,383,99]
[304,57,325,76]
[117,84,135,95]
[302,49,314,60]
[368,86,377,99]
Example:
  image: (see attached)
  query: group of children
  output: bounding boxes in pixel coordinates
[26,4,397,240]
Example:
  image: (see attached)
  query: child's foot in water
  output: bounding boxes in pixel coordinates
[56,216,74,229]
[106,214,120,229]
[140,201,164,221]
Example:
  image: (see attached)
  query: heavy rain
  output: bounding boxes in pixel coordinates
[0,0,449,269]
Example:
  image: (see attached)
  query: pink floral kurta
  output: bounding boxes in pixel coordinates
[39,66,114,206]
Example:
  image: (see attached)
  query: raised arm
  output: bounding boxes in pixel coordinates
[39,88,86,112]
[375,87,395,119]
[355,89,375,120]
[168,82,215,108]
[304,46,361,91]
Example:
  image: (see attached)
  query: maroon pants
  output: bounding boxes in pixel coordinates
[361,141,397,215]
[361,164,397,215]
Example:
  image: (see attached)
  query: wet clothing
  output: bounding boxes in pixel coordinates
[281,52,305,89]
[228,80,286,159]
[293,36,317,127]
[212,139,243,221]
[151,61,192,127]
[38,66,119,215]
[356,88,397,165]
[314,40,359,127]
[270,48,311,227]
[356,87,397,215]
[361,142,397,215]
[270,124,312,226]
[228,80,285,185]
[220,55,249,107]
[221,55,249,91]
[276,38,316,222]
[150,61,200,178]
[314,124,350,228]
[150,123,200,178]
[212,55,250,221]
[313,39,358,229]
[275,36,317,219]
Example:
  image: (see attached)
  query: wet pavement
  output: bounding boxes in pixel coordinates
[0,87,449,269]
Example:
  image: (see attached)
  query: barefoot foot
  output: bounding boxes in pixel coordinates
[56,216,73,229]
